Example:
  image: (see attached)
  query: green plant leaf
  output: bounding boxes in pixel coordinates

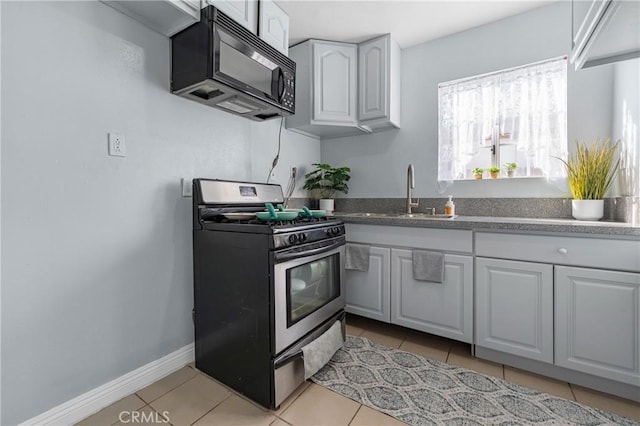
[303,163,351,198]
[557,138,620,200]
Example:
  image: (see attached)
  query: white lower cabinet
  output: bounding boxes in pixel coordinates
[391,250,473,343]
[475,231,640,396]
[345,246,391,322]
[555,265,640,386]
[475,257,554,363]
[344,224,473,344]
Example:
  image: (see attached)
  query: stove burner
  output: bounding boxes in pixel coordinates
[215,215,330,226]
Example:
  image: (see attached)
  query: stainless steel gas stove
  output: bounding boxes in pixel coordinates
[192,179,346,409]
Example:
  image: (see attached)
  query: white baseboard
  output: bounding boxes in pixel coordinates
[20,343,195,426]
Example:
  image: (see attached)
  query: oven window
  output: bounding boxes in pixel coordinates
[286,253,340,327]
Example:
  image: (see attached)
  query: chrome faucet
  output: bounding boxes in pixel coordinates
[406,164,419,214]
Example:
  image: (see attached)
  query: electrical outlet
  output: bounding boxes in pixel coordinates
[108,133,126,157]
[182,178,193,197]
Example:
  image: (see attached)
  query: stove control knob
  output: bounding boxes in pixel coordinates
[333,227,341,235]
[298,233,307,242]
[326,228,333,237]
[288,234,298,244]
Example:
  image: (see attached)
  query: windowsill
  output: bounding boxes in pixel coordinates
[456,176,547,181]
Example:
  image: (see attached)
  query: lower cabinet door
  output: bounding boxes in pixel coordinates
[391,249,472,343]
[555,266,640,385]
[345,246,391,322]
[475,257,554,363]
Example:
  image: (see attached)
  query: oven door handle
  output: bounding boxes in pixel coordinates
[274,238,344,262]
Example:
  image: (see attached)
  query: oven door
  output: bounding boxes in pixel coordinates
[273,243,345,354]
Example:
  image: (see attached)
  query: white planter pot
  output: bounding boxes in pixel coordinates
[572,199,604,221]
[319,199,335,213]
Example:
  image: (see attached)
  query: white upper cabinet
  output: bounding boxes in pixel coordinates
[313,42,358,124]
[258,0,289,55]
[102,0,201,37]
[286,34,402,140]
[207,0,291,54]
[206,0,258,33]
[286,40,362,139]
[570,0,640,70]
[358,34,401,131]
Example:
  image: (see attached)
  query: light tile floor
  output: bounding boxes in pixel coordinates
[77,315,640,425]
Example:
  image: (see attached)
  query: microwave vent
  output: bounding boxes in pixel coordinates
[191,88,224,101]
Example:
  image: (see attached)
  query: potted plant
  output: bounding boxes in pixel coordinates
[489,166,501,179]
[558,138,619,221]
[303,163,351,213]
[504,162,517,178]
[472,168,484,179]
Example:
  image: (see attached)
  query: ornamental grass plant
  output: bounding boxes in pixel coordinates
[559,138,620,200]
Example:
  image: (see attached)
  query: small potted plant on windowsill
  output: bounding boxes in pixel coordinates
[489,166,501,179]
[472,168,484,179]
[504,162,517,178]
[303,163,351,213]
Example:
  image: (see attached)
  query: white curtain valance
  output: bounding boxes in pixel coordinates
[438,57,568,188]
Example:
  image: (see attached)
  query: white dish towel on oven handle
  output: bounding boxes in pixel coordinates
[302,320,344,380]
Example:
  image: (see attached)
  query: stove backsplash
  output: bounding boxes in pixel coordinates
[334,197,640,223]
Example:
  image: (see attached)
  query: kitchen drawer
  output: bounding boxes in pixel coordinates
[345,224,472,253]
[475,232,640,272]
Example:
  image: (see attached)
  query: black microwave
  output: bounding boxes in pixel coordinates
[171,6,295,121]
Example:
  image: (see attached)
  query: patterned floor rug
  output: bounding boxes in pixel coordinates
[311,336,638,426]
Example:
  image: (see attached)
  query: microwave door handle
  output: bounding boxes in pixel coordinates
[277,69,285,102]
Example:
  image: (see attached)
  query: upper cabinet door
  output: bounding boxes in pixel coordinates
[206,0,258,33]
[258,0,289,55]
[358,36,388,122]
[102,0,200,36]
[312,41,358,124]
[570,0,640,69]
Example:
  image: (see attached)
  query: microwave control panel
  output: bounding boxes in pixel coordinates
[281,71,295,111]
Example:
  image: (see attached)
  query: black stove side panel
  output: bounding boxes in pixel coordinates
[193,230,272,407]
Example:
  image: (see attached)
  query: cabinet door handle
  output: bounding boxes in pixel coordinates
[558,248,568,254]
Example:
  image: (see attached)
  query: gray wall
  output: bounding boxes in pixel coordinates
[612,58,640,196]
[321,2,616,198]
[0,1,3,423]
[0,2,319,424]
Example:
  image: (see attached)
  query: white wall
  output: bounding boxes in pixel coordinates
[612,59,640,196]
[0,1,3,423]
[0,2,319,424]
[321,2,616,198]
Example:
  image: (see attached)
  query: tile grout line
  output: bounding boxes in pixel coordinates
[275,383,311,420]
[188,392,234,426]
[347,404,364,426]
[568,383,578,402]
[135,370,197,406]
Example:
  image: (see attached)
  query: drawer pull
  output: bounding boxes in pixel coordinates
[558,248,568,254]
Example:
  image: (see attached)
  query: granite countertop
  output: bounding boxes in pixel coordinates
[334,212,640,237]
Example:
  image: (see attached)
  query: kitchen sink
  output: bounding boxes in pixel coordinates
[399,213,457,219]
[341,212,457,219]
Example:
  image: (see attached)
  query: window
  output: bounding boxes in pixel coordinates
[437,57,568,188]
